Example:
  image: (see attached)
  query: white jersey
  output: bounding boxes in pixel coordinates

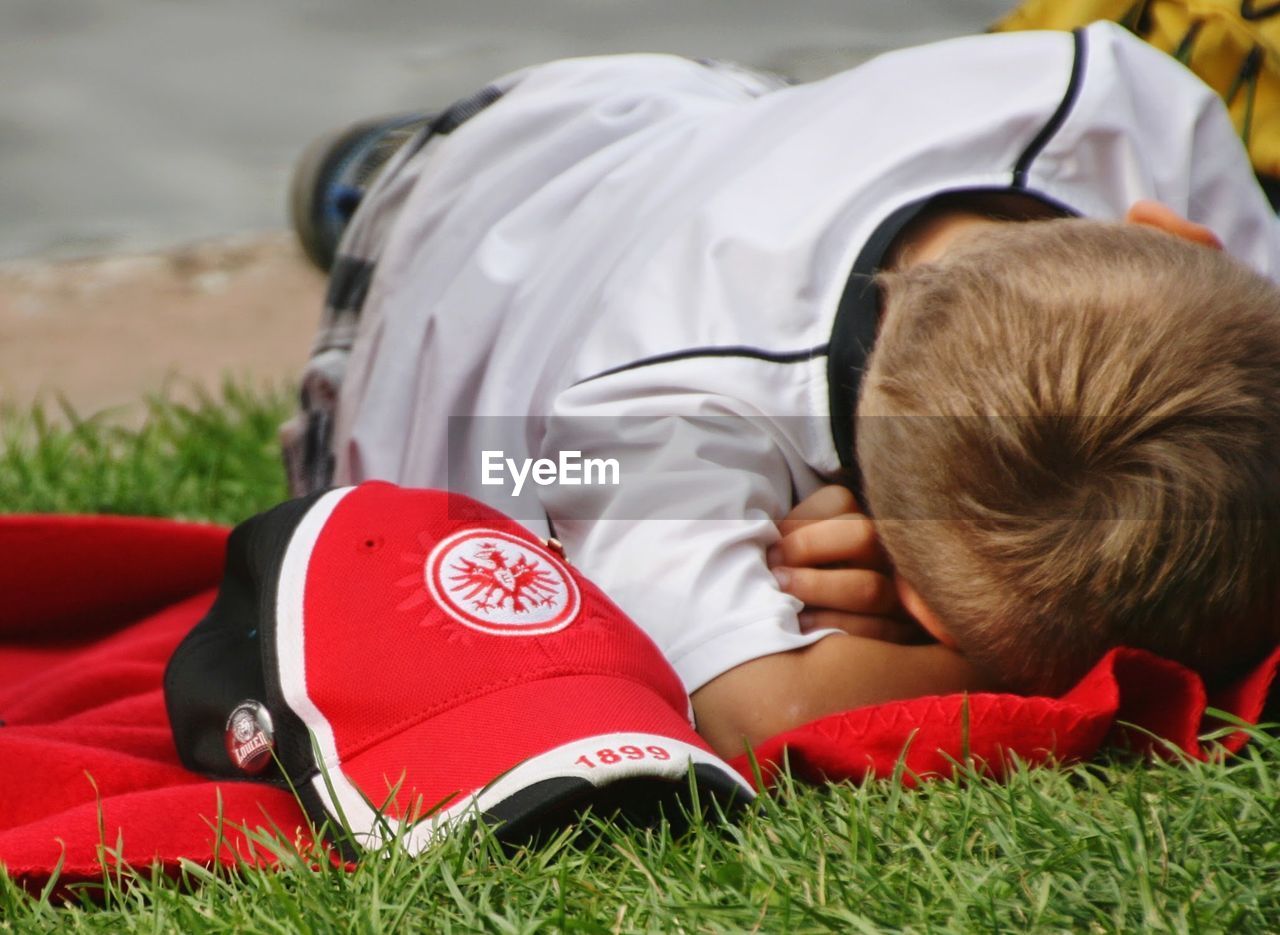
[326,22,1280,692]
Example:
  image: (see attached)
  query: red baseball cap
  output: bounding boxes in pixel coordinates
[165,482,752,854]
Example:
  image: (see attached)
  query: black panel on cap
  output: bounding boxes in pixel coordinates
[482,764,751,848]
[164,491,327,780]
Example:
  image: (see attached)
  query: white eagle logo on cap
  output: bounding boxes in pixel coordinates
[422,529,580,635]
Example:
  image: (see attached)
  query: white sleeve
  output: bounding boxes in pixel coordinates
[535,378,831,693]
[1037,22,1280,277]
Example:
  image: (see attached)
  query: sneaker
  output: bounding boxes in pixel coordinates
[288,113,434,272]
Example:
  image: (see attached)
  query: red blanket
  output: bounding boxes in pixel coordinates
[2,514,1277,890]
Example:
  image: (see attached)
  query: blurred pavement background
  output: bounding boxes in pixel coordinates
[0,0,1013,416]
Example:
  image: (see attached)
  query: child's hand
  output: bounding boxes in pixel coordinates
[769,485,923,643]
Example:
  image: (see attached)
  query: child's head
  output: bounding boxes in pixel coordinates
[857,218,1280,694]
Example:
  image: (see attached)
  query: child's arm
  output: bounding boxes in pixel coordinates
[693,484,993,757]
[691,633,990,758]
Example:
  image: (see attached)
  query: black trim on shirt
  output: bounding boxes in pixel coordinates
[825,198,934,492]
[573,343,829,387]
[1012,28,1088,188]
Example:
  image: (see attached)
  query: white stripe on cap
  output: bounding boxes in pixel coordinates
[272,486,382,837]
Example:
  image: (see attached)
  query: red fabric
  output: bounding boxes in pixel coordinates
[0,516,311,891]
[1,513,1277,891]
[730,645,1280,787]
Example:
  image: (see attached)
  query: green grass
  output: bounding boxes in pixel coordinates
[4,746,1280,932]
[0,382,291,524]
[2,385,1279,932]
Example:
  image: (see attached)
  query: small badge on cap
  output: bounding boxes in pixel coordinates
[225,700,275,774]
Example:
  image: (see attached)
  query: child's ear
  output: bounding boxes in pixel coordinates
[1123,200,1223,251]
[894,573,958,649]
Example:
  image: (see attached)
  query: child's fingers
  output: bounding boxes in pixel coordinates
[769,513,886,570]
[773,566,900,616]
[777,485,860,536]
[796,610,921,644]
[1124,200,1223,251]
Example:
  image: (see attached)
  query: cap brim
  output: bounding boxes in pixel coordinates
[301,673,754,853]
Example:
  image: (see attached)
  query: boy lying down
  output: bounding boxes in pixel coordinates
[282,22,1280,756]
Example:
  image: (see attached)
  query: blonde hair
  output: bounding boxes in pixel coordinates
[857,219,1280,694]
